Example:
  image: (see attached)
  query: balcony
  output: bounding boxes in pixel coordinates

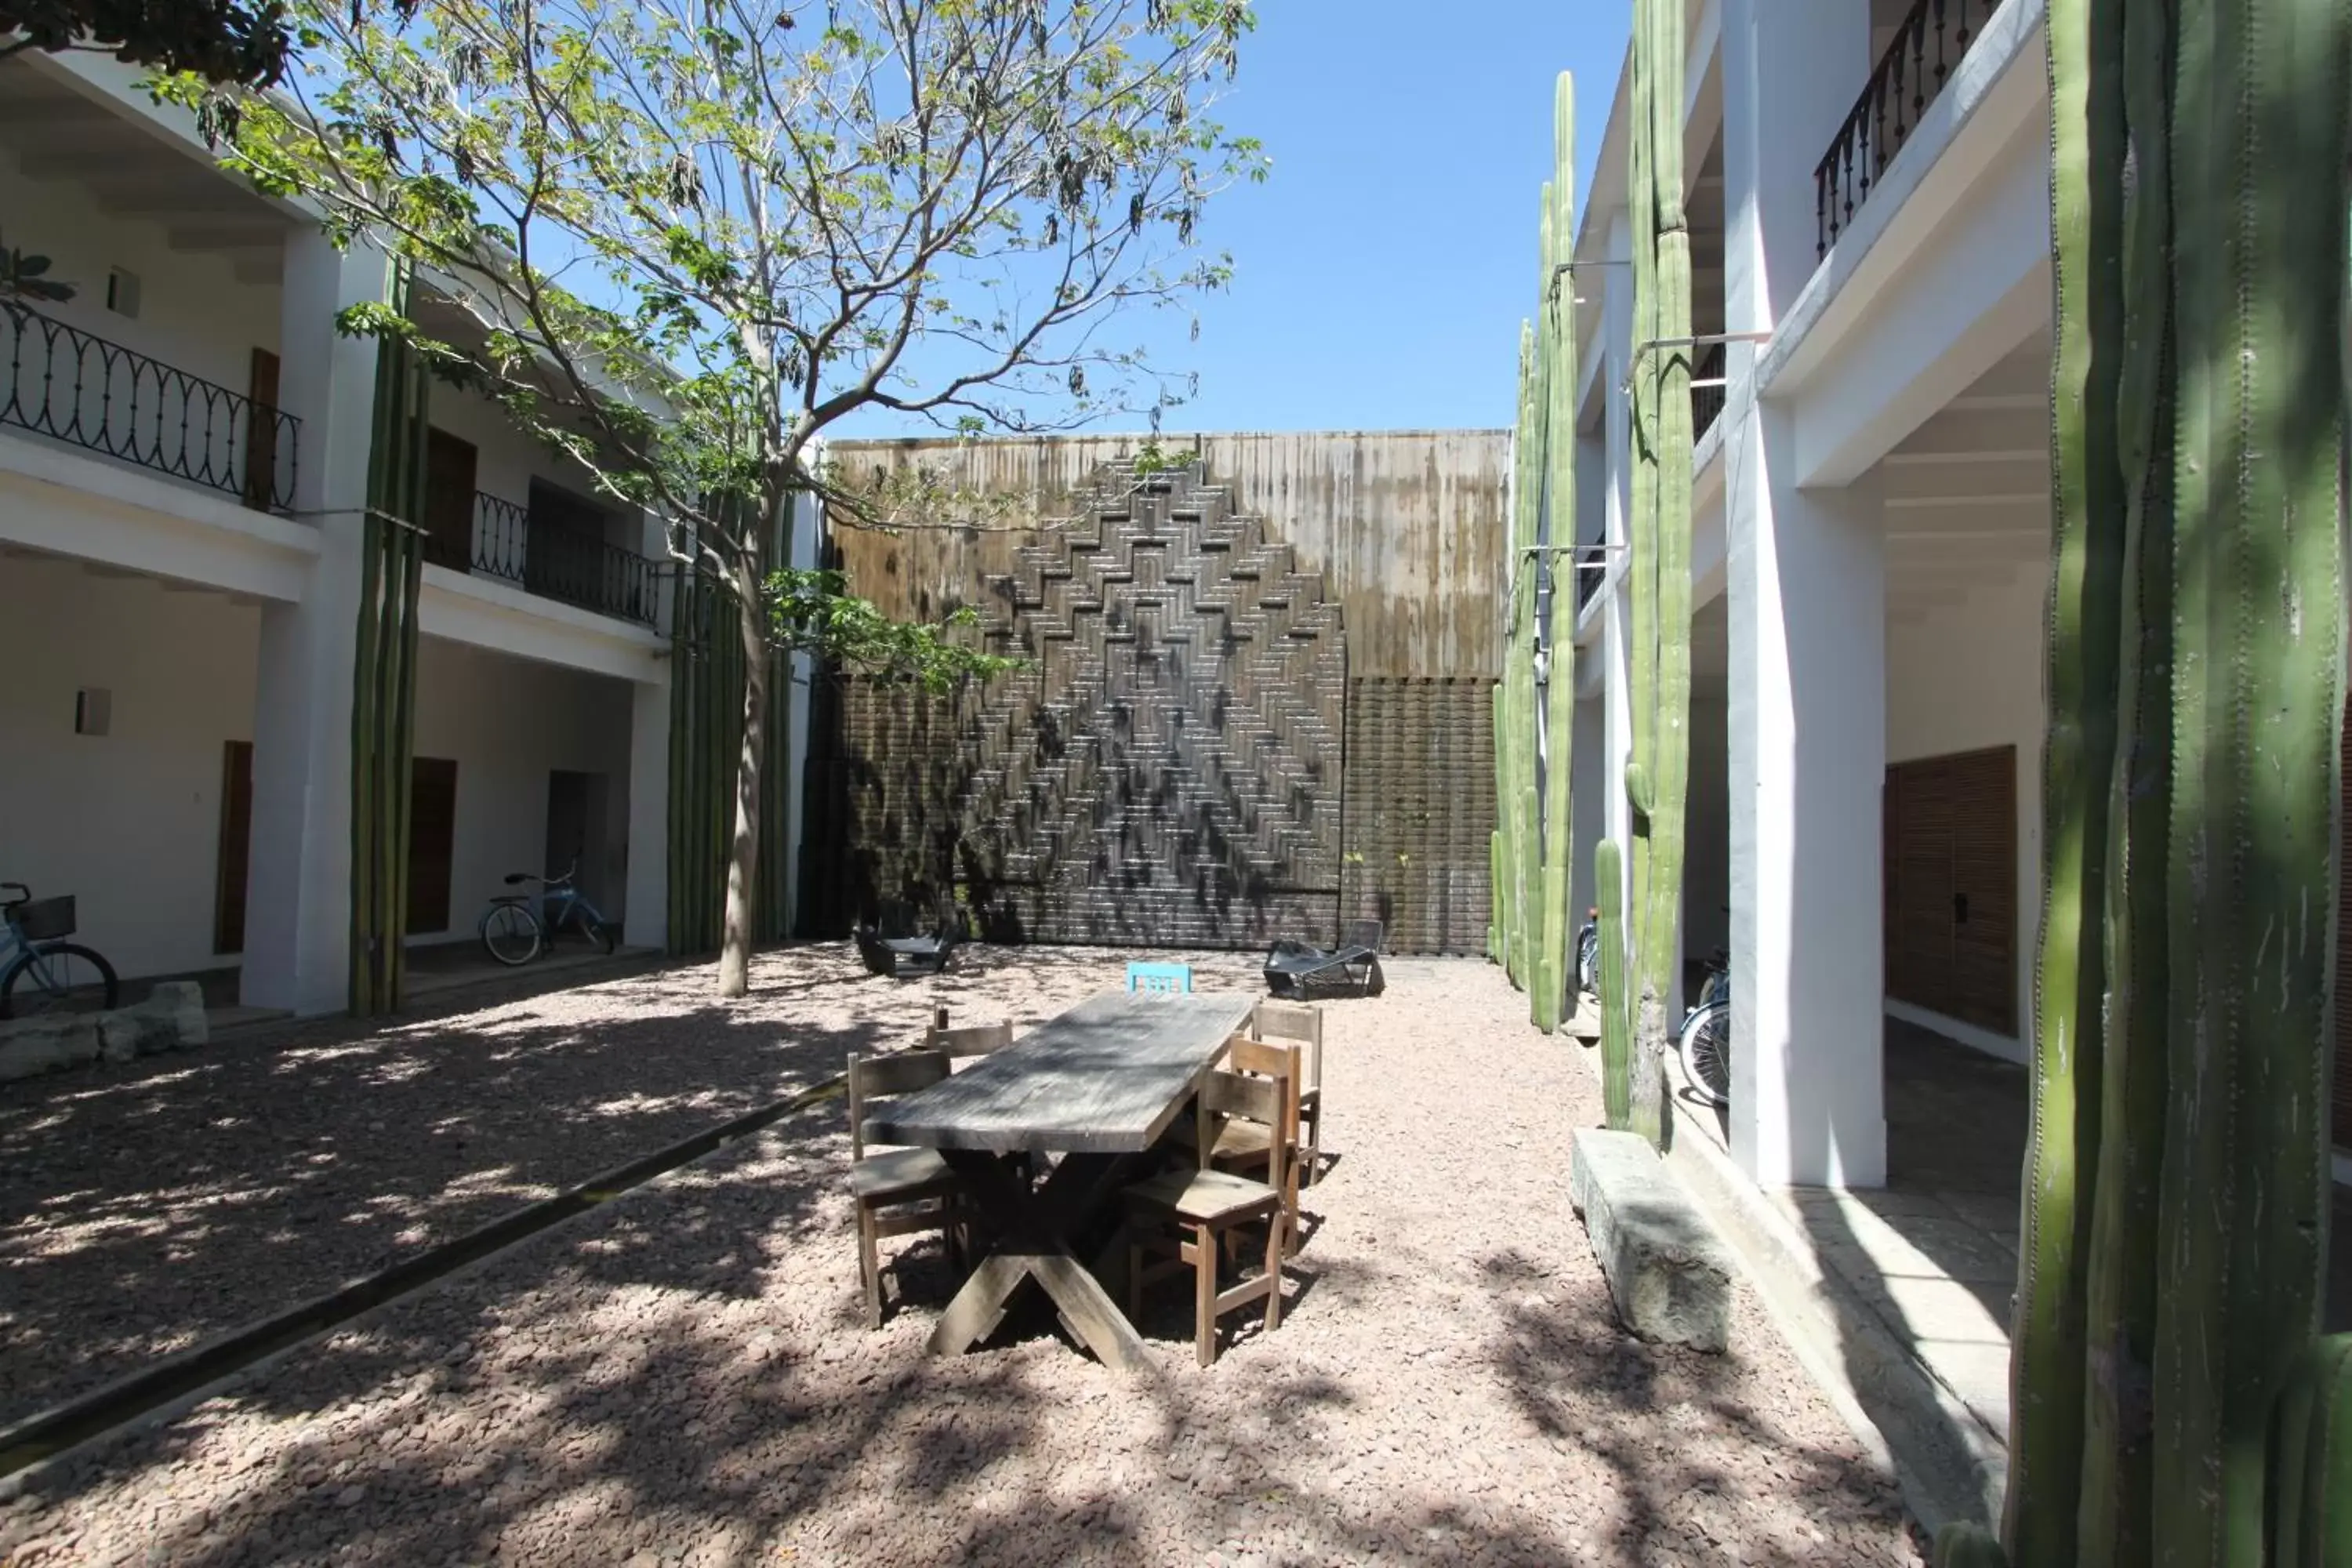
[0,303,297,510]
[428,489,659,627]
[1816,0,2009,256]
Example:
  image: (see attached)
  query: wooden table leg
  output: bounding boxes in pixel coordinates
[931,1149,1160,1372]
[928,1250,1029,1356]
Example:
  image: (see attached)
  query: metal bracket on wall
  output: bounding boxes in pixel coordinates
[1622,330,1775,397]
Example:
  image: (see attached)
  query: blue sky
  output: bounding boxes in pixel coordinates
[840,2,1628,439]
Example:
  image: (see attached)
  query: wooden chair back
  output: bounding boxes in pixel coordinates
[1251,998,1323,1092]
[924,1021,1014,1058]
[1197,1036,1299,1194]
[846,1047,950,1159]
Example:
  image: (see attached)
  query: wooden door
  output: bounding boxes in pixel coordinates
[1884,746,2017,1034]
[423,430,478,571]
[242,349,281,510]
[406,757,459,936]
[213,740,253,954]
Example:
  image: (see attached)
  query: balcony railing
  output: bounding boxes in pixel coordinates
[460,490,659,626]
[1816,0,2006,257]
[1691,341,1727,444]
[0,303,297,510]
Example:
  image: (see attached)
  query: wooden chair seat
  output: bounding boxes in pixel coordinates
[1122,1037,1300,1365]
[1125,1166,1283,1225]
[846,1047,967,1328]
[847,1145,956,1201]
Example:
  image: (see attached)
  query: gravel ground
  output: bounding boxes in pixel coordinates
[0,942,1265,1427]
[0,952,1921,1566]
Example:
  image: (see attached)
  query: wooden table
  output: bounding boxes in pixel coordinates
[864,989,1256,1372]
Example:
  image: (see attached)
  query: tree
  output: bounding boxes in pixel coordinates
[162,0,1263,996]
[2,0,291,84]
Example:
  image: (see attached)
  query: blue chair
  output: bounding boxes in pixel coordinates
[1127,961,1193,994]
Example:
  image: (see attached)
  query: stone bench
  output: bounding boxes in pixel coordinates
[1571,1127,1733,1352]
[0,980,209,1082]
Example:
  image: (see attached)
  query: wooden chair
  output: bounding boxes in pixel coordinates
[845,1047,962,1329]
[1123,1039,1298,1365]
[923,1018,1015,1059]
[1251,998,1325,1187]
[1199,1034,1305,1253]
[1127,960,1193,994]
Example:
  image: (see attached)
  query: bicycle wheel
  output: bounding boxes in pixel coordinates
[1577,929,1600,996]
[1679,1000,1731,1108]
[480,904,543,967]
[1,942,119,1019]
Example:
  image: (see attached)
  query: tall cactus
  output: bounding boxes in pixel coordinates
[1620,0,1693,1146]
[1535,71,1581,1035]
[2149,0,2343,1553]
[1596,837,1632,1128]
[2006,0,2129,1556]
[1978,0,2352,1563]
[2269,1336,2352,1566]
[1501,319,1544,993]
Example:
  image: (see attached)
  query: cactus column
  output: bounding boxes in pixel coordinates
[1616,0,1694,1145]
[1534,71,1582,1035]
[1958,0,2352,1563]
[347,259,430,1018]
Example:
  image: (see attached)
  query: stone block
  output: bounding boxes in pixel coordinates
[0,1014,101,1081]
[98,982,210,1062]
[1570,1128,1733,1352]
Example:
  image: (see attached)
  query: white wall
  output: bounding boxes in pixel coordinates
[428,382,644,552]
[409,637,637,944]
[1884,561,2045,1060]
[0,555,259,979]
[0,158,285,498]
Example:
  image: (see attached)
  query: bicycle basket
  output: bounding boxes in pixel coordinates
[9,896,76,941]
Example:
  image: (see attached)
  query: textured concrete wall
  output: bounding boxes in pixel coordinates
[823,429,1512,679]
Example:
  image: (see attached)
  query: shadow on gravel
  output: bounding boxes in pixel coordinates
[1479,1247,1921,1565]
[10,1111,1646,1566]
[0,943,1266,1429]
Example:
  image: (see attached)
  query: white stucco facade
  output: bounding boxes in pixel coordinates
[0,51,715,1016]
[1564,0,2056,1189]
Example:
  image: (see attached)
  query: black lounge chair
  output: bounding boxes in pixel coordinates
[854,918,961,978]
[1263,919,1384,999]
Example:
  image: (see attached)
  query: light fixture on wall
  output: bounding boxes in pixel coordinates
[74,688,111,736]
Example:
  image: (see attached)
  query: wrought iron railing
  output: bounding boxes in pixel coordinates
[1691,341,1728,444]
[0,303,298,510]
[1816,0,2006,257]
[466,489,659,626]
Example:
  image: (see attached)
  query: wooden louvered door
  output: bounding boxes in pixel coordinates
[2336,699,2352,1149]
[1884,746,2018,1036]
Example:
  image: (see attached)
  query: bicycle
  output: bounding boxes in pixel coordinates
[1576,908,1601,997]
[1679,947,1732,1108]
[0,884,119,1019]
[477,862,615,967]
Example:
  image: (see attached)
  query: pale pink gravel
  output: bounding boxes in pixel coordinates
[0,952,1924,1566]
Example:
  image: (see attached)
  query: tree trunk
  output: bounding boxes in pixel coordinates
[719,564,768,998]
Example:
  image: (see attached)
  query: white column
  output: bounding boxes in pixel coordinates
[1721,0,1873,328]
[240,234,387,1015]
[623,668,671,952]
[1726,408,1886,1188]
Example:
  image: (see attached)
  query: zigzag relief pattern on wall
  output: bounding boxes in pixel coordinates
[943,461,1348,947]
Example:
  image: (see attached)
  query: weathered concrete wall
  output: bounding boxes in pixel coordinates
[823,430,1512,679]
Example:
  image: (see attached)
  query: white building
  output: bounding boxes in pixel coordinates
[1562,0,2307,1190]
[0,50,779,1015]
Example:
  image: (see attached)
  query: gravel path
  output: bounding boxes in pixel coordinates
[0,943,1265,1427]
[1,953,1920,1566]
